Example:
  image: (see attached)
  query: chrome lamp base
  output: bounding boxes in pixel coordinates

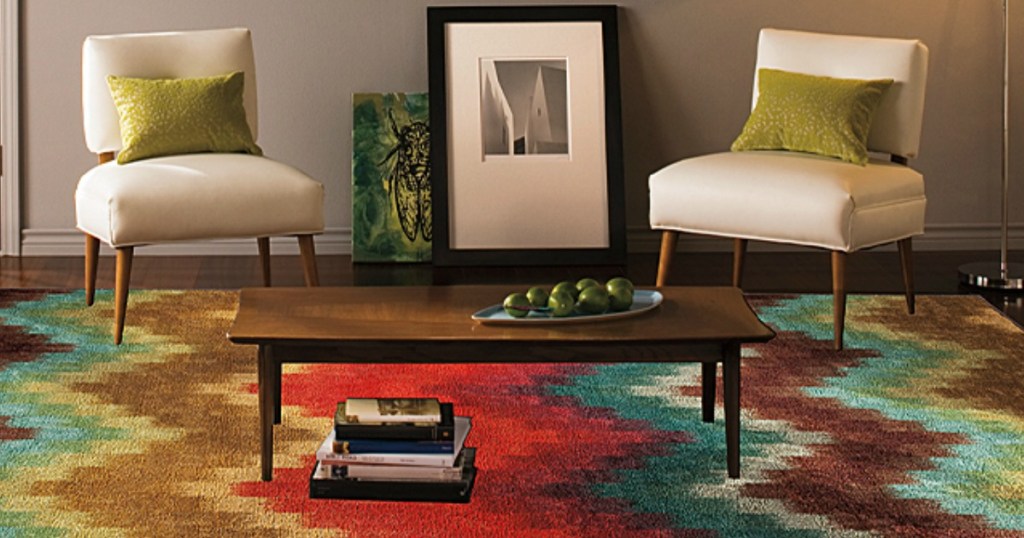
[958,261,1024,290]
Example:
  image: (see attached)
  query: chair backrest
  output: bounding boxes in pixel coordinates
[82,27,258,154]
[752,28,929,159]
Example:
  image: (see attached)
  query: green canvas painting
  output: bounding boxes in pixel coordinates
[352,93,431,262]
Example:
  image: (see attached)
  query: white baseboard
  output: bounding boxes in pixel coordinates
[15,223,1024,257]
[20,228,351,256]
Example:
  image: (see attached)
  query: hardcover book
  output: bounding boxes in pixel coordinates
[309,448,477,503]
[334,436,454,455]
[334,402,455,441]
[316,448,472,482]
[317,416,470,467]
[344,398,442,423]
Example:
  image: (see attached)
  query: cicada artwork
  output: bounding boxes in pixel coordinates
[380,108,432,243]
[351,92,431,263]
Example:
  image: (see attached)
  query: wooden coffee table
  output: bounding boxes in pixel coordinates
[227,285,774,481]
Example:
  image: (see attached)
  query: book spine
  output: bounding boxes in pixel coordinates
[333,422,455,441]
[336,438,454,454]
[321,463,464,481]
[316,452,457,467]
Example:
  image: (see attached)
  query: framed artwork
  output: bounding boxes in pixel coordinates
[427,5,625,266]
[351,92,432,263]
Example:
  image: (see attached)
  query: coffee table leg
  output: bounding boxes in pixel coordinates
[701,362,716,423]
[723,342,741,479]
[273,361,282,425]
[259,345,275,481]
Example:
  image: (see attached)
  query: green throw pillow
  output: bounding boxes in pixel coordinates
[730,68,893,165]
[107,71,262,164]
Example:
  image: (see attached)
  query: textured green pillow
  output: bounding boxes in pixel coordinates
[730,68,893,165]
[107,71,262,164]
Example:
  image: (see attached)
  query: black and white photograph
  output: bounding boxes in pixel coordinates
[428,5,625,266]
[480,59,568,156]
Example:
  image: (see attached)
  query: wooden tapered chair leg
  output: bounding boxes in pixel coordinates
[732,238,748,288]
[297,235,320,287]
[897,237,915,314]
[114,246,134,345]
[656,230,679,287]
[831,251,847,351]
[85,234,100,306]
[257,237,271,287]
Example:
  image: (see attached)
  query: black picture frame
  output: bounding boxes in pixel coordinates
[427,5,626,267]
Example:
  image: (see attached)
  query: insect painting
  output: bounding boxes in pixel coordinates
[351,93,432,263]
[380,108,431,243]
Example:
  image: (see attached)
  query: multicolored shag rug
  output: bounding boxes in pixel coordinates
[1,289,1022,536]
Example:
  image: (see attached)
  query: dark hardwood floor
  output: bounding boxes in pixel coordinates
[1,250,1021,324]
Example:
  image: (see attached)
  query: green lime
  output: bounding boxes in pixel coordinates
[551,281,580,301]
[526,286,549,308]
[576,277,601,293]
[547,290,575,317]
[608,286,634,311]
[606,277,635,294]
[576,286,610,315]
[503,292,531,318]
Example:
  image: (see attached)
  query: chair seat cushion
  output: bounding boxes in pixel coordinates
[648,151,925,251]
[76,153,324,247]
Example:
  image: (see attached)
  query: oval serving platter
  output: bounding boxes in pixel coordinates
[472,290,663,326]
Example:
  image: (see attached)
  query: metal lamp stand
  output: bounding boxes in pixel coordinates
[959,0,1024,290]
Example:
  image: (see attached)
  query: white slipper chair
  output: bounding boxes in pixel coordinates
[649,29,929,350]
[78,28,324,344]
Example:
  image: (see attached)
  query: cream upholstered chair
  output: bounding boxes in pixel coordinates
[78,28,324,344]
[649,28,929,350]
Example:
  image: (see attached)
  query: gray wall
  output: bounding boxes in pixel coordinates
[19,0,1022,254]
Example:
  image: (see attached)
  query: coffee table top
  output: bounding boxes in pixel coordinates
[227,285,774,346]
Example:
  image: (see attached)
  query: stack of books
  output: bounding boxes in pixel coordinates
[309,397,477,503]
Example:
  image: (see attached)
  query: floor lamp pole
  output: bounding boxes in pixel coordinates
[959,0,1024,289]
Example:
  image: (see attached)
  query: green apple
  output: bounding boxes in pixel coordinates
[551,281,580,301]
[502,292,531,318]
[547,290,575,317]
[526,286,549,308]
[608,286,634,311]
[576,286,610,315]
[606,277,635,294]
[576,277,601,293]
